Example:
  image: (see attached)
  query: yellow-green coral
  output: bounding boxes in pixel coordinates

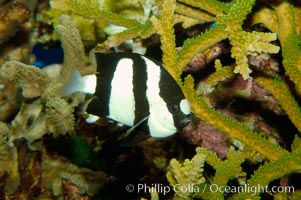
[249,7,278,33]
[292,136,301,153]
[197,60,235,94]
[151,0,178,80]
[175,2,215,23]
[215,0,279,79]
[151,0,287,162]
[194,148,246,200]
[238,151,301,199]
[167,147,206,200]
[178,0,228,15]
[256,76,301,134]
[146,1,301,199]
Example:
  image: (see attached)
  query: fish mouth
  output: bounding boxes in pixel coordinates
[179,116,191,128]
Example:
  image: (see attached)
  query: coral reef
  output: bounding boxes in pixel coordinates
[1,0,301,199]
[166,147,206,200]
[0,1,30,44]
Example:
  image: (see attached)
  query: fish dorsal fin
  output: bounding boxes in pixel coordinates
[94,52,127,71]
[119,116,150,146]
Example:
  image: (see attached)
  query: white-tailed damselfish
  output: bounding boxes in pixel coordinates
[62,52,191,145]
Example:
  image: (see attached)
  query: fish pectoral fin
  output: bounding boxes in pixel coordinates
[126,116,148,135]
[119,117,150,146]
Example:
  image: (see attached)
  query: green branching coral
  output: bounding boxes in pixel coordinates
[273,2,301,95]
[50,0,155,47]
[238,151,301,199]
[167,147,206,200]
[177,25,228,72]
[151,0,178,80]
[215,0,280,79]
[197,60,235,94]
[178,0,228,16]
[256,76,301,134]
[195,148,246,200]
[152,0,287,162]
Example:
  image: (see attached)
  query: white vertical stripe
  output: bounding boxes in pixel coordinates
[108,58,135,126]
[142,57,177,138]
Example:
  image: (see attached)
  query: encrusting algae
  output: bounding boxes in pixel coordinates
[0,0,301,199]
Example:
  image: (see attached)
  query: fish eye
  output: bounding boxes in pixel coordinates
[171,105,180,113]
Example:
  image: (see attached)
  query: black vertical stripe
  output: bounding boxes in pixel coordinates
[131,54,150,124]
[87,52,150,124]
[87,52,119,117]
[159,66,186,129]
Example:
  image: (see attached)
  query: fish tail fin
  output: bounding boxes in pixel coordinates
[61,68,97,96]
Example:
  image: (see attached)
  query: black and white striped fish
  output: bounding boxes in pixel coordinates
[62,52,191,144]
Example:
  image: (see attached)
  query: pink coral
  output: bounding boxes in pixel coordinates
[181,119,228,159]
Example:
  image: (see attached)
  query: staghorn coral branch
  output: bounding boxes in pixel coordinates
[174,14,202,29]
[273,2,301,94]
[50,0,142,28]
[107,22,156,47]
[255,76,301,134]
[230,31,279,79]
[249,7,278,32]
[273,1,295,44]
[167,147,206,200]
[184,85,288,161]
[196,148,246,199]
[152,0,287,161]
[175,2,215,22]
[292,136,301,153]
[51,0,156,48]
[107,26,145,47]
[151,0,179,80]
[238,151,301,199]
[177,25,228,72]
[215,0,255,28]
[177,0,228,15]
[55,15,87,76]
[215,0,280,79]
[198,61,235,94]
[139,20,157,39]
[0,61,49,87]
[44,97,75,135]
[295,6,301,35]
